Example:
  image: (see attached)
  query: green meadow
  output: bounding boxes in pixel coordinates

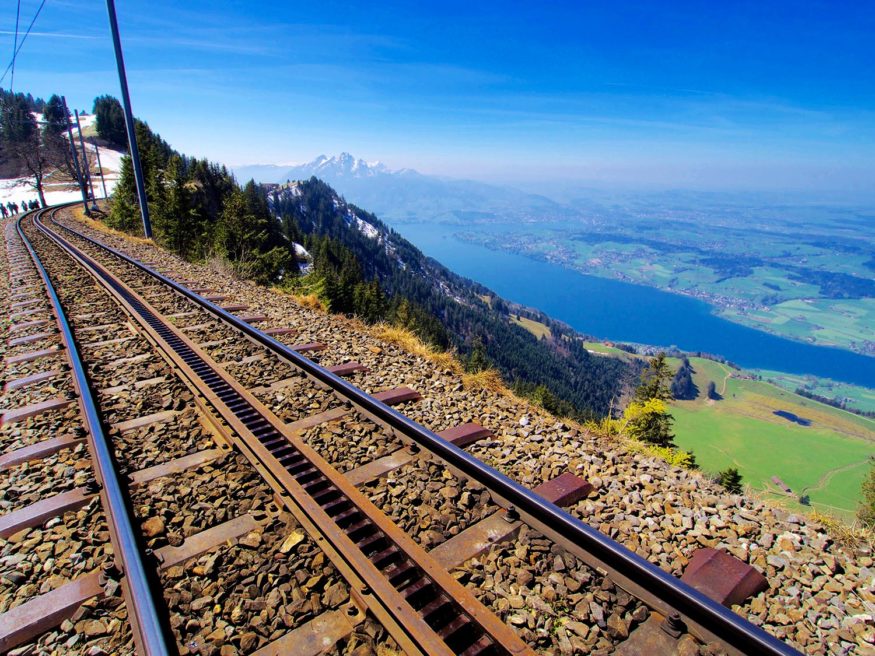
[669,357,875,521]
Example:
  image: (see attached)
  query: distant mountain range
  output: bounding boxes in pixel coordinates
[233,153,578,224]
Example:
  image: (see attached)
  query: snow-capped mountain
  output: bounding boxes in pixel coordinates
[232,153,394,185]
[233,153,576,226]
[305,153,389,178]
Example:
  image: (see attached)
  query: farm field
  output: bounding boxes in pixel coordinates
[755,369,875,415]
[669,357,875,521]
[721,297,875,355]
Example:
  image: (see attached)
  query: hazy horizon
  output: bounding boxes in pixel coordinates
[230,152,875,203]
[4,1,874,194]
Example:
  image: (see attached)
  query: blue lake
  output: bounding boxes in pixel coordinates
[396,221,875,389]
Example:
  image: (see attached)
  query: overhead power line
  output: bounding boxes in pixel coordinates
[10,0,21,91]
[2,0,49,90]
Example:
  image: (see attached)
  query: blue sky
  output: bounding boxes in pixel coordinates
[3,0,874,191]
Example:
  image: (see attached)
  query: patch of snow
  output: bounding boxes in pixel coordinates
[0,176,86,208]
[354,215,379,240]
[293,243,313,275]
[91,144,124,175]
[76,113,97,129]
[0,131,124,209]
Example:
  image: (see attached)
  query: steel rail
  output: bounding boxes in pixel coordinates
[18,208,172,656]
[47,211,802,656]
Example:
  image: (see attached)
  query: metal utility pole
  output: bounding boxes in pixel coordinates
[93,141,109,199]
[105,0,152,238]
[62,96,91,216]
[74,110,99,211]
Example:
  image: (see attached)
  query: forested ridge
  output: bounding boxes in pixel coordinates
[99,96,634,418]
[271,179,636,418]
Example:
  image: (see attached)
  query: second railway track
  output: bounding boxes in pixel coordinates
[0,204,805,656]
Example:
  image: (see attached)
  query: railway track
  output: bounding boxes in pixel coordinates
[0,204,803,655]
[1,211,166,655]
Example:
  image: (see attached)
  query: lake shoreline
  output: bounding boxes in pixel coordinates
[458,231,875,360]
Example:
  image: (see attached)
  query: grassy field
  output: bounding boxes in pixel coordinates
[583,341,645,362]
[669,357,875,521]
[583,341,625,355]
[511,315,552,339]
[755,369,875,415]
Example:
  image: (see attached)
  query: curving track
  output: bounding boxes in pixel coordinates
[0,204,804,656]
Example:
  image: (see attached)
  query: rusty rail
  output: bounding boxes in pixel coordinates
[44,209,802,656]
[15,208,172,656]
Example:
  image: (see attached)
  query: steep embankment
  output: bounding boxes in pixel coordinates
[63,208,875,655]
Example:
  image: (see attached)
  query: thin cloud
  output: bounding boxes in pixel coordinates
[0,30,100,40]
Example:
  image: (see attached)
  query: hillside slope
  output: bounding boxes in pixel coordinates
[269,177,636,418]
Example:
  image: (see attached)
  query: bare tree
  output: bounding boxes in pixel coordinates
[13,132,50,206]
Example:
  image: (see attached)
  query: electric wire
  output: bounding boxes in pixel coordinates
[9,0,21,91]
[1,0,49,90]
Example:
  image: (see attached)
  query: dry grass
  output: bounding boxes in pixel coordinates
[269,285,326,312]
[72,206,153,246]
[511,314,552,340]
[291,293,325,312]
[376,647,404,656]
[205,254,242,280]
[461,368,506,392]
[370,323,462,374]
[810,511,874,549]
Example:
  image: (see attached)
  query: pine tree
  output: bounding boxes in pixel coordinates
[0,93,36,146]
[1,96,52,205]
[107,156,141,232]
[707,381,720,400]
[214,189,265,268]
[625,353,676,446]
[623,398,674,447]
[41,95,77,183]
[717,467,743,494]
[353,280,386,323]
[670,358,697,400]
[153,155,195,254]
[42,95,67,136]
[635,353,674,402]
[93,95,127,149]
[213,188,289,284]
[465,336,491,373]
